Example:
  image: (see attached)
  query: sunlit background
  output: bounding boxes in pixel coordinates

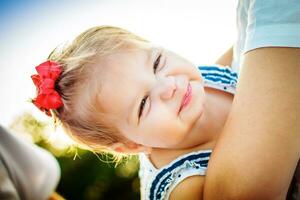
[0,0,237,199]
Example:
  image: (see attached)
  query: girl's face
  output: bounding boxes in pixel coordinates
[97,43,206,151]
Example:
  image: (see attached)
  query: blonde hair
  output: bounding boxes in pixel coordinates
[48,26,148,152]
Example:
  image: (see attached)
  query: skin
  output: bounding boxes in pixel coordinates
[96,43,232,156]
[215,46,233,67]
[204,48,300,200]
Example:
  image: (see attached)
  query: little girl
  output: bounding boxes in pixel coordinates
[31,25,237,199]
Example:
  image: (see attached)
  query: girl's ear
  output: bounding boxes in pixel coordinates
[110,142,152,154]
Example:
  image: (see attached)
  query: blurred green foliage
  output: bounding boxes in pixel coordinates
[56,152,140,200]
[10,113,140,200]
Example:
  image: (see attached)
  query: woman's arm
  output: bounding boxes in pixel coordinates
[215,46,233,67]
[204,47,300,200]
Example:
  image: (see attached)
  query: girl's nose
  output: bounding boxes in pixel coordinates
[158,76,177,100]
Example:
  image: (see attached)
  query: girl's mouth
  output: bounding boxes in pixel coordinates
[179,82,192,113]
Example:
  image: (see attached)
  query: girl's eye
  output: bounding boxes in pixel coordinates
[138,53,162,119]
[139,96,148,119]
[153,53,161,73]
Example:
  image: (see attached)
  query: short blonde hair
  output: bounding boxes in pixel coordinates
[48,26,148,152]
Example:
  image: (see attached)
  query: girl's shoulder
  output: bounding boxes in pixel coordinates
[139,150,212,200]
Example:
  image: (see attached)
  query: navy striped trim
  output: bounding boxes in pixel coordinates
[149,151,211,200]
[201,73,236,83]
[198,66,238,87]
[203,76,232,85]
[199,66,238,78]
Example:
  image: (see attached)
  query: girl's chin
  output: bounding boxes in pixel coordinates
[191,100,206,129]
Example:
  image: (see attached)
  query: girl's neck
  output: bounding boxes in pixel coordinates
[198,87,233,143]
[149,87,233,168]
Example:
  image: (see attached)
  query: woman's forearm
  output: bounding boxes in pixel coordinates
[215,46,233,67]
[204,47,300,200]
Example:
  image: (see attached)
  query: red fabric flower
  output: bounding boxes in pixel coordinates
[31,60,63,116]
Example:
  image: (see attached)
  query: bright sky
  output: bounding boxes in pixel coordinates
[0,0,237,127]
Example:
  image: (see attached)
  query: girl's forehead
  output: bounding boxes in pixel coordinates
[97,77,137,127]
[92,44,163,122]
[93,49,151,117]
[94,45,156,77]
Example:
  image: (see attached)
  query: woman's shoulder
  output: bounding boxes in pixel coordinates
[139,150,212,200]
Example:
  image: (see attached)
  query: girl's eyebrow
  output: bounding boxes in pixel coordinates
[126,47,156,126]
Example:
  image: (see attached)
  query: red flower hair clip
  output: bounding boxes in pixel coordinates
[31,60,63,117]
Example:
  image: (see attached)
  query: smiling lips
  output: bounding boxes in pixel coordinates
[179,82,192,113]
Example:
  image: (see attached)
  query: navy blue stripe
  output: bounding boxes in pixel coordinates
[149,151,211,200]
[152,159,210,199]
[154,159,209,199]
[203,76,232,85]
[201,73,237,83]
[199,66,238,78]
